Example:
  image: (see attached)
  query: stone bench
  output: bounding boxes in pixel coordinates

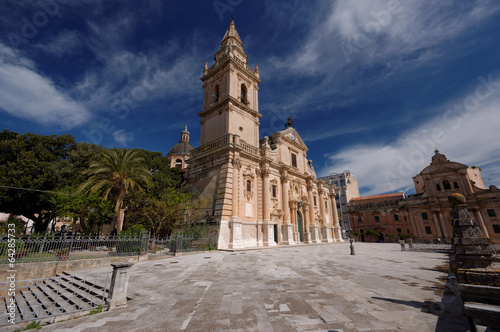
[459,283,500,331]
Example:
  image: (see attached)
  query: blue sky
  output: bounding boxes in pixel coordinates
[1,0,500,196]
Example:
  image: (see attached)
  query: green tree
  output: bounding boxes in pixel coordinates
[51,189,113,235]
[365,228,380,242]
[0,130,76,232]
[78,148,151,233]
[127,155,193,243]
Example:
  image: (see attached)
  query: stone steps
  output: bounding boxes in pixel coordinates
[0,272,109,326]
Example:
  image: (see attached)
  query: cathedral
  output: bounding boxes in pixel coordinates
[169,21,342,249]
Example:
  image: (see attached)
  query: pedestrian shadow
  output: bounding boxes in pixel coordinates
[371,296,440,314]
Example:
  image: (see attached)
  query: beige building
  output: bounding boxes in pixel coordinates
[186,21,342,249]
[348,150,500,247]
[320,171,359,235]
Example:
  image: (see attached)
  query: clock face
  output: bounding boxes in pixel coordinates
[291,133,295,141]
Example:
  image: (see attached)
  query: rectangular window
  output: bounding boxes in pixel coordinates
[404,216,407,221]
[336,204,340,209]
[291,153,297,167]
[358,216,362,223]
[272,185,277,198]
[393,214,399,221]
[421,212,428,221]
[487,209,497,218]
[425,226,432,234]
[374,215,380,222]
[493,225,500,233]
[397,228,402,233]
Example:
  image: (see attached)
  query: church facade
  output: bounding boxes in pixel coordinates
[186,21,342,249]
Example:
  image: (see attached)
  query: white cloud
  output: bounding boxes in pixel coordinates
[112,129,133,146]
[0,42,91,129]
[321,76,500,196]
[38,30,81,56]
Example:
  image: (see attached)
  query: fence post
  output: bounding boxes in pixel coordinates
[107,263,134,310]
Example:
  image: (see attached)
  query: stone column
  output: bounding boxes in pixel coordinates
[437,211,450,240]
[281,171,290,223]
[424,176,437,196]
[330,189,343,242]
[319,187,333,242]
[107,263,134,310]
[431,211,443,238]
[262,169,271,222]
[473,208,490,238]
[307,181,319,243]
[261,168,275,246]
[232,158,241,220]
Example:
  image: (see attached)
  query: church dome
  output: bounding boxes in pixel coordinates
[167,124,194,156]
[167,141,193,156]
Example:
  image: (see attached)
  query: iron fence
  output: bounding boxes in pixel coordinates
[0,232,219,263]
[0,272,111,326]
[147,233,219,255]
[0,233,149,264]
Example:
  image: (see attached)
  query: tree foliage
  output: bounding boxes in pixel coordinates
[78,148,152,233]
[0,130,101,232]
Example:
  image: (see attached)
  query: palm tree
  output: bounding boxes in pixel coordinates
[78,148,151,233]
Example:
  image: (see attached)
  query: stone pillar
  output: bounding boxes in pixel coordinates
[303,204,312,244]
[437,211,450,240]
[107,263,134,310]
[473,208,490,238]
[262,169,271,222]
[281,171,290,223]
[319,187,333,242]
[262,222,276,246]
[424,176,437,196]
[431,211,443,238]
[232,158,241,219]
[330,189,343,242]
[229,220,243,249]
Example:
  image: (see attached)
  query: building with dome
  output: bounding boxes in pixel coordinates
[167,124,194,170]
[184,21,342,249]
[348,150,500,248]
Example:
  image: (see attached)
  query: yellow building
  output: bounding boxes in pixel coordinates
[186,21,342,249]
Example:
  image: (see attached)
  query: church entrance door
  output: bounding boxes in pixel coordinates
[297,212,303,242]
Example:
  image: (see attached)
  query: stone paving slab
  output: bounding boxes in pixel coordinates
[8,243,476,331]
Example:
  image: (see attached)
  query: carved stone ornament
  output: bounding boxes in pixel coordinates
[243,165,254,179]
[232,158,242,169]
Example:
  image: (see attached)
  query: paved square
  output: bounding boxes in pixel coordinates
[42,243,467,332]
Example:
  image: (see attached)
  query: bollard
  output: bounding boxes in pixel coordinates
[408,239,413,250]
[349,237,356,255]
[399,240,406,251]
[107,263,134,310]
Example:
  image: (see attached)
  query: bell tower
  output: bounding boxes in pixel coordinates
[199,20,261,147]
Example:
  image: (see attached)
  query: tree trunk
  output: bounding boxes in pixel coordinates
[115,192,125,234]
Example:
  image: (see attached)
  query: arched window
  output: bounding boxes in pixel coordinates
[246,180,251,192]
[454,182,459,189]
[443,180,451,190]
[175,159,183,168]
[436,184,441,191]
[240,84,248,104]
[214,85,219,102]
